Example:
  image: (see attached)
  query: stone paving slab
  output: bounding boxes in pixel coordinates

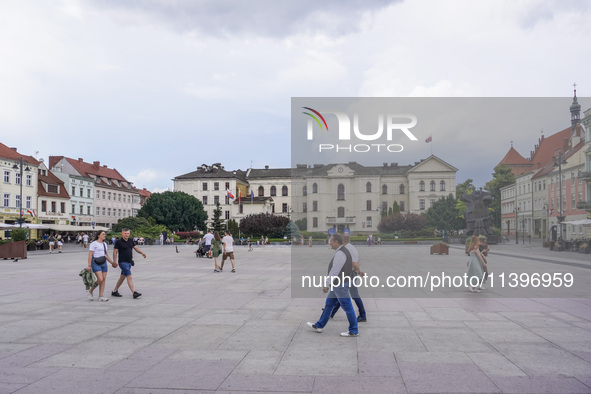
[0,243,589,393]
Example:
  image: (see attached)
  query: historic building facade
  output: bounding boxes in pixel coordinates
[174,156,457,233]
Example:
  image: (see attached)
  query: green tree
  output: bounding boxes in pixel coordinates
[210,202,225,233]
[295,217,307,231]
[455,178,476,217]
[425,194,466,232]
[402,212,427,231]
[391,201,401,215]
[377,213,405,233]
[227,218,239,236]
[137,191,207,232]
[10,228,29,242]
[239,213,290,238]
[485,164,515,228]
[112,216,152,232]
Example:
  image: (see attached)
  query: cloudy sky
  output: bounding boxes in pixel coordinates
[1,0,589,192]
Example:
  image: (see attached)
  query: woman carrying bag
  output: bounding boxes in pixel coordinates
[86,231,117,301]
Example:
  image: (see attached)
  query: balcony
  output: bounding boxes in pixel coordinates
[578,170,591,181]
[326,216,356,224]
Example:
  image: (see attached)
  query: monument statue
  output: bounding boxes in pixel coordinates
[461,189,494,237]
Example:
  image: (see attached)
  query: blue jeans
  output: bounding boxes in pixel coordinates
[315,284,358,334]
[330,276,366,319]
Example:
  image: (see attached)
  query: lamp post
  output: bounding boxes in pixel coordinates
[515,208,519,244]
[12,157,31,227]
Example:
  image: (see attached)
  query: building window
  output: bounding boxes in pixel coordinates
[225,195,230,205]
[382,184,387,195]
[27,196,32,209]
[3,194,9,207]
[48,184,58,193]
[312,183,318,193]
[72,204,76,214]
[96,207,100,216]
[71,186,76,196]
[258,186,264,196]
[118,194,121,202]
[214,196,219,205]
[102,208,105,216]
[366,182,372,193]
[338,207,345,218]
[97,191,100,199]
[400,201,405,211]
[282,203,288,213]
[313,201,318,211]
[41,200,47,212]
[16,195,21,208]
[108,192,111,200]
[430,199,435,208]
[366,200,372,211]
[313,217,318,228]
[214,182,219,191]
[282,186,288,196]
[366,217,372,227]
[15,172,21,185]
[337,184,345,200]
[102,191,106,199]
[399,184,405,194]
[225,210,230,220]
[128,196,131,203]
[79,205,83,214]
[4,171,10,183]
[270,186,277,196]
[107,208,111,216]
[87,206,91,215]
[87,189,91,198]
[60,202,65,213]
[26,174,32,186]
[203,182,208,191]
[202,196,208,205]
[303,202,307,213]
[271,203,275,213]
[419,199,425,210]
[419,181,425,191]
[303,186,307,196]
[79,187,83,197]
[440,181,446,191]
[572,193,575,208]
[381,201,387,213]
[430,180,436,191]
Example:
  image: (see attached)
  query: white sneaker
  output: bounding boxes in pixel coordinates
[87,292,94,301]
[340,331,359,337]
[478,286,486,290]
[98,296,109,302]
[307,322,323,333]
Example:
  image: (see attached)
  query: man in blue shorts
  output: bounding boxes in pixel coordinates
[111,228,147,299]
[203,229,214,258]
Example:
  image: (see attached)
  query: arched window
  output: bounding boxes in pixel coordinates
[282,186,288,196]
[440,180,446,191]
[303,185,307,196]
[430,180,436,191]
[337,207,345,218]
[270,186,277,196]
[312,183,318,193]
[337,184,345,200]
[399,184,405,194]
[366,182,372,193]
[419,181,425,191]
[258,186,264,196]
[382,184,387,195]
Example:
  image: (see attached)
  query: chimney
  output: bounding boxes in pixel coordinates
[265,165,269,169]
[383,162,388,167]
[93,161,100,167]
[563,138,570,151]
[78,158,83,162]
[10,147,17,151]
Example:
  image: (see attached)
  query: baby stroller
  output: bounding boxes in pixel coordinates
[195,240,207,258]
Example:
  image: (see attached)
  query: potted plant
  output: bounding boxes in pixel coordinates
[430,241,449,255]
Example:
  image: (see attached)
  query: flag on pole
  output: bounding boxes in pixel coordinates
[227,189,235,199]
[425,136,432,143]
[27,209,36,218]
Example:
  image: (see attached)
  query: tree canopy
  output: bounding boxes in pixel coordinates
[137,191,207,232]
[485,164,515,228]
[425,194,466,232]
[239,213,290,238]
[210,202,225,233]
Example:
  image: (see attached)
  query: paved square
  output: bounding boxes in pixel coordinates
[0,241,590,393]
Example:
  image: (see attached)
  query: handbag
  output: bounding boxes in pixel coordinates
[93,243,108,265]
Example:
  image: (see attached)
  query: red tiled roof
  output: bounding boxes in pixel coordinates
[529,127,571,169]
[38,171,70,199]
[498,147,530,166]
[0,142,41,166]
[139,188,151,198]
[49,156,128,182]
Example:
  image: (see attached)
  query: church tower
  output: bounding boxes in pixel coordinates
[570,83,581,130]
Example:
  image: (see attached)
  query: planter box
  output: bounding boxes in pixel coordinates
[430,243,449,255]
[0,241,27,260]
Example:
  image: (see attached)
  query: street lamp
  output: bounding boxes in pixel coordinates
[12,157,31,227]
[515,208,519,244]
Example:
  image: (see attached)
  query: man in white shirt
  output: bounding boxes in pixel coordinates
[202,230,214,258]
[221,230,236,272]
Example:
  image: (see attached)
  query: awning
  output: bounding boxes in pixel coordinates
[46,224,110,232]
[0,223,51,229]
[561,219,591,226]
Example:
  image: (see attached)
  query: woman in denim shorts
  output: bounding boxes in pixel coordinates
[86,231,117,301]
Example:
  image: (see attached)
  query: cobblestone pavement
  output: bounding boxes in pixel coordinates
[0,242,590,393]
